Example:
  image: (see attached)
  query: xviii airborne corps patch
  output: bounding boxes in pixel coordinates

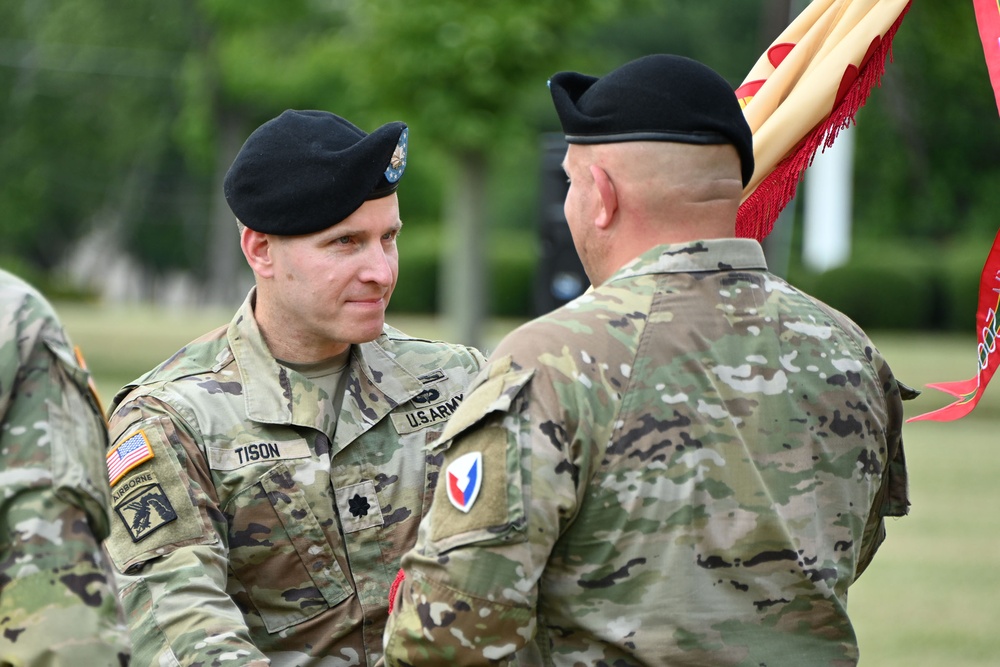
[115,482,178,542]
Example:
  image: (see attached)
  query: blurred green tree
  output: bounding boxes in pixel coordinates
[2,0,998,316]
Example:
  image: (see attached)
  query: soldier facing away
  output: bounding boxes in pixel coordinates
[103,110,484,666]
[0,268,132,666]
[383,54,912,666]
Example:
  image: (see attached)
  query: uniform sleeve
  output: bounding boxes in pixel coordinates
[855,350,909,578]
[0,319,132,665]
[384,357,582,666]
[104,396,269,667]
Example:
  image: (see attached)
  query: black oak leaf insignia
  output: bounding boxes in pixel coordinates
[348,493,370,517]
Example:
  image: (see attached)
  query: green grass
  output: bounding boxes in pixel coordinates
[55,305,1000,665]
[851,333,1000,667]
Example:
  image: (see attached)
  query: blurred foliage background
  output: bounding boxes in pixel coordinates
[1,0,998,336]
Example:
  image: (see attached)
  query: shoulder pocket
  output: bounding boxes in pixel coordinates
[43,339,112,536]
[425,357,534,555]
[435,354,534,445]
[105,416,216,572]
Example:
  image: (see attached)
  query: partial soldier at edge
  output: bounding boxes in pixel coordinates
[0,268,131,666]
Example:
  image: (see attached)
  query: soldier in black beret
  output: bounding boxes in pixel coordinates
[224,110,410,235]
[384,54,908,667]
[103,109,486,666]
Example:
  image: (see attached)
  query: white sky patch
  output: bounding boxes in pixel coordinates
[784,321,833,339]
[576,373,593,389]
[746,354,768,364]
[719,289,731,297]
[712,365,788,395]
[747,326,761,336]
[661,392,689,404]
[581,350,593,364]
[832,358,863,373]
[655,383,666,391]
[620,363,631,378]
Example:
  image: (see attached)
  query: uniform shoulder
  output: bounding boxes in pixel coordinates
[492,288,645,361]
[778,277,869,338]
[0,271,63,343]
[128,323,232,388]
[380,323,486,369]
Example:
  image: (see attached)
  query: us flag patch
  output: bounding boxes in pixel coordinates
[107,430,155,485]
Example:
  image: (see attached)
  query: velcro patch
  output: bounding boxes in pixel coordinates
[334,480,384,533]
[114,481,178,543]
[106,429,154,485]
[430,426,510,542]
[208,439,311,471]
[390,393,466,434]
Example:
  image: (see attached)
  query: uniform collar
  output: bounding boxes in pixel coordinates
[608,238,768,282]
[227,288,425,443]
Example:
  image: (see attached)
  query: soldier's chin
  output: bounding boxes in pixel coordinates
[351,317,387,343]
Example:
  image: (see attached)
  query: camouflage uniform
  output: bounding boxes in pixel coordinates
[384,239,911,667]
[104,289,484,667]
[0,269,132,666]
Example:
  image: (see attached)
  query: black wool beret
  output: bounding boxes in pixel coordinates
[224,110,408,235]
[549,54,754,186]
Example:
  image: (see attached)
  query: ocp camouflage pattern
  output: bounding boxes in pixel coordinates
[104,288,484,666]
[385,239,911,667]
[0,269,132,666]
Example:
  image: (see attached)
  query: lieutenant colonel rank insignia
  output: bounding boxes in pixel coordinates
[445,451,483,513]
[107,430,154,485]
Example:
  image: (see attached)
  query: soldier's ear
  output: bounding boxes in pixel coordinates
[240,227,276,278]
[590,164,617,231]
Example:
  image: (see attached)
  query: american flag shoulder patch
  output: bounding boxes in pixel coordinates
[107,429,155,485]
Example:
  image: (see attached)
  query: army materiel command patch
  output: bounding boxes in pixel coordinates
[445,451,483,513]
[107,429,154,484]
[114,481,178,543]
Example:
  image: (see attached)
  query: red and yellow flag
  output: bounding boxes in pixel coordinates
[908,0,1000,422]
[736,0,912,241]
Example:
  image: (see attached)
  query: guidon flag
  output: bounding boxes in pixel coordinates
[735,0,912,241]
[908,0,1000,422]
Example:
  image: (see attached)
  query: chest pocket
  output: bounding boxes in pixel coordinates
[225,461,352,633]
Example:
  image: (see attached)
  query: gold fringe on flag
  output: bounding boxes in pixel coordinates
[736,0,912,241]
